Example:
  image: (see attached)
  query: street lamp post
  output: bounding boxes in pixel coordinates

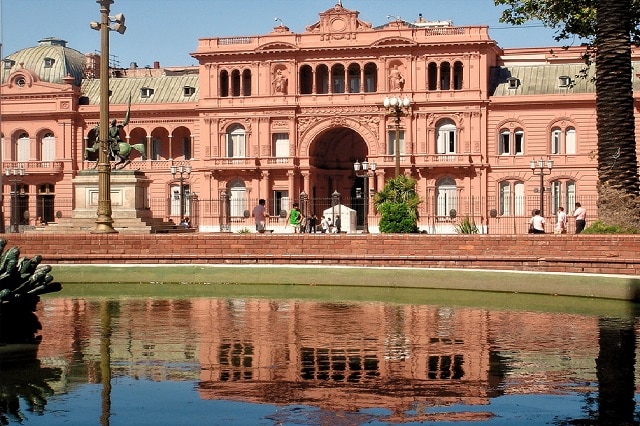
[171,165,191,221]
[354,160,376,234]
[383,95,411,178]
[530,158,553,217]
[5,166,24,233]
[90,0,126,234]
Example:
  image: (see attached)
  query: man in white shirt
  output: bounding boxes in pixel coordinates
[573,202,587,234]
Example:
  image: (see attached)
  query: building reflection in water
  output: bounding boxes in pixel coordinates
[12,297,636,423]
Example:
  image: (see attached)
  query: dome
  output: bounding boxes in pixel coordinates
[1,37,86,86]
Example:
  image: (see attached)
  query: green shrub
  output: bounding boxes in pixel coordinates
[378,203,419,233]
[454,217,479,234]
[237,228,251,234]
[582,220,640,234]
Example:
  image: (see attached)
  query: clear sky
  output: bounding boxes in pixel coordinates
[0,0,581,68]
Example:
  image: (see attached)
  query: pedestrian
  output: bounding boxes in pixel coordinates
[286,203,303,233]
[308,214,317,233]
[554,207,567,234]
[528,209,545,234]
[320,215,330,233]
[573,202,586,234]
[252,198,269,233]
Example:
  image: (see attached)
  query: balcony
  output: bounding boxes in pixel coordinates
[415,154,476,168]
[3,161,64,174]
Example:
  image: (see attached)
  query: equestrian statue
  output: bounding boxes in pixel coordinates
[85,95,146,170]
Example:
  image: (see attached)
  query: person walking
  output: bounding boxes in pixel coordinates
[286,203,303,233]
[573,202,587,234]
[528,209,545,234]
[252,199,269,233]
[554,207,567,234]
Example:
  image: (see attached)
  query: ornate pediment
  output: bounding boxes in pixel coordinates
[305,3,372,39]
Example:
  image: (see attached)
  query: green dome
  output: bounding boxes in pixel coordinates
[1,37,86,86]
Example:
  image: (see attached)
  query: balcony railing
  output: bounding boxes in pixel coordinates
[2,161,64,173]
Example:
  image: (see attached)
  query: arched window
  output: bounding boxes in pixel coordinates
[228,179,247,218]
[436,177,457,217]
[499,128,524,155]
[550,126,577,154]
[231,70,241,97]
[347,63,361,93]
[440,62,451,90]
[316,64,329,94]
[242,69,252,96]
[226,125,246,158]
[436,119,457,155]
[331,64,345,93]
[17,132,30,162]
[220,70,229,97]
[363,62,377,92]
[299,65,313,94]
[453,61,463,90]
[427,62,438,90]
[551,180,576,214]
[499,181,524,216]
[41,132,55,162]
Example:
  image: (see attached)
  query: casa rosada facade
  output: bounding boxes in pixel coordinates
[1,3,639,234]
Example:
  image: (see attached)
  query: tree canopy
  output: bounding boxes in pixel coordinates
[495,0,640,44]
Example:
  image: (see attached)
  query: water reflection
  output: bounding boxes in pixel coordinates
[1,297,638,424]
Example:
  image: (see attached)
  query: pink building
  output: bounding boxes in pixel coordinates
[1,4,637,233]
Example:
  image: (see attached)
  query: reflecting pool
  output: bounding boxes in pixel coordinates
[1,286,639,425]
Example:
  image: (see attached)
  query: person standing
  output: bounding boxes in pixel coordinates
[286,203,303,233]
[529,209,545,234]
[252,199,269,233]
[554,207,568,234]
[573,202,587,234]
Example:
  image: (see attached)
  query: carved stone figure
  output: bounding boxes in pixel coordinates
[272,69,288,94]
[389,65,405,91]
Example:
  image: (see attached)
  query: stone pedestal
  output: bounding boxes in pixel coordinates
[42,170,172,233]
[72,170,152,220]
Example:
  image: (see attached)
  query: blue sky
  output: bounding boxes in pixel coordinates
[0,0,581,68]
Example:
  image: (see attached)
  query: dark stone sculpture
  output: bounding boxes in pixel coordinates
[84,95,146,169]
[0,239,62,344]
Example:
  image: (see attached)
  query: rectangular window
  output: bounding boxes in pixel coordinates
[499,182,510,215]
[437,129,456,154]
[151,139,162,160]
[551,129,561,154]
[499,132,510,155]
[388,130,405,155]
[42,136,56,162]
[565,129,576,154]
[227,133,246,157]
[182,137,192,160]
[272,133,289,159]
[514,131,524,155]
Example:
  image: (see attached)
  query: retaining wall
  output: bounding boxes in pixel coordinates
[2,233,639,276]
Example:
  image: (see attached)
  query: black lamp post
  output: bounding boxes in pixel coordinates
[5,166,24,233]
[530,158,553,217]
[354,160,376,234]
[171,165,191,221]
[383,95,411,178]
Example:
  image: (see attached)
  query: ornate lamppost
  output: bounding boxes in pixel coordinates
[5,166,24,233]
[354,160,376,234]
[171,165,191,221]
[383,95,411,178]
[530,158,553,217]
[90,0,126,234]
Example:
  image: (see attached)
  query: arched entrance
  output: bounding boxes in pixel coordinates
[307,127,370,229]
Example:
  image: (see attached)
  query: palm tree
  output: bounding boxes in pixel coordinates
[373,175,421,233]
[595,0,640,227]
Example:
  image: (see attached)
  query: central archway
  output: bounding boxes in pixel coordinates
[306,126,370,228]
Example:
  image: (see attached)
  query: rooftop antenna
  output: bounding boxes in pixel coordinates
[274,17,284,26]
